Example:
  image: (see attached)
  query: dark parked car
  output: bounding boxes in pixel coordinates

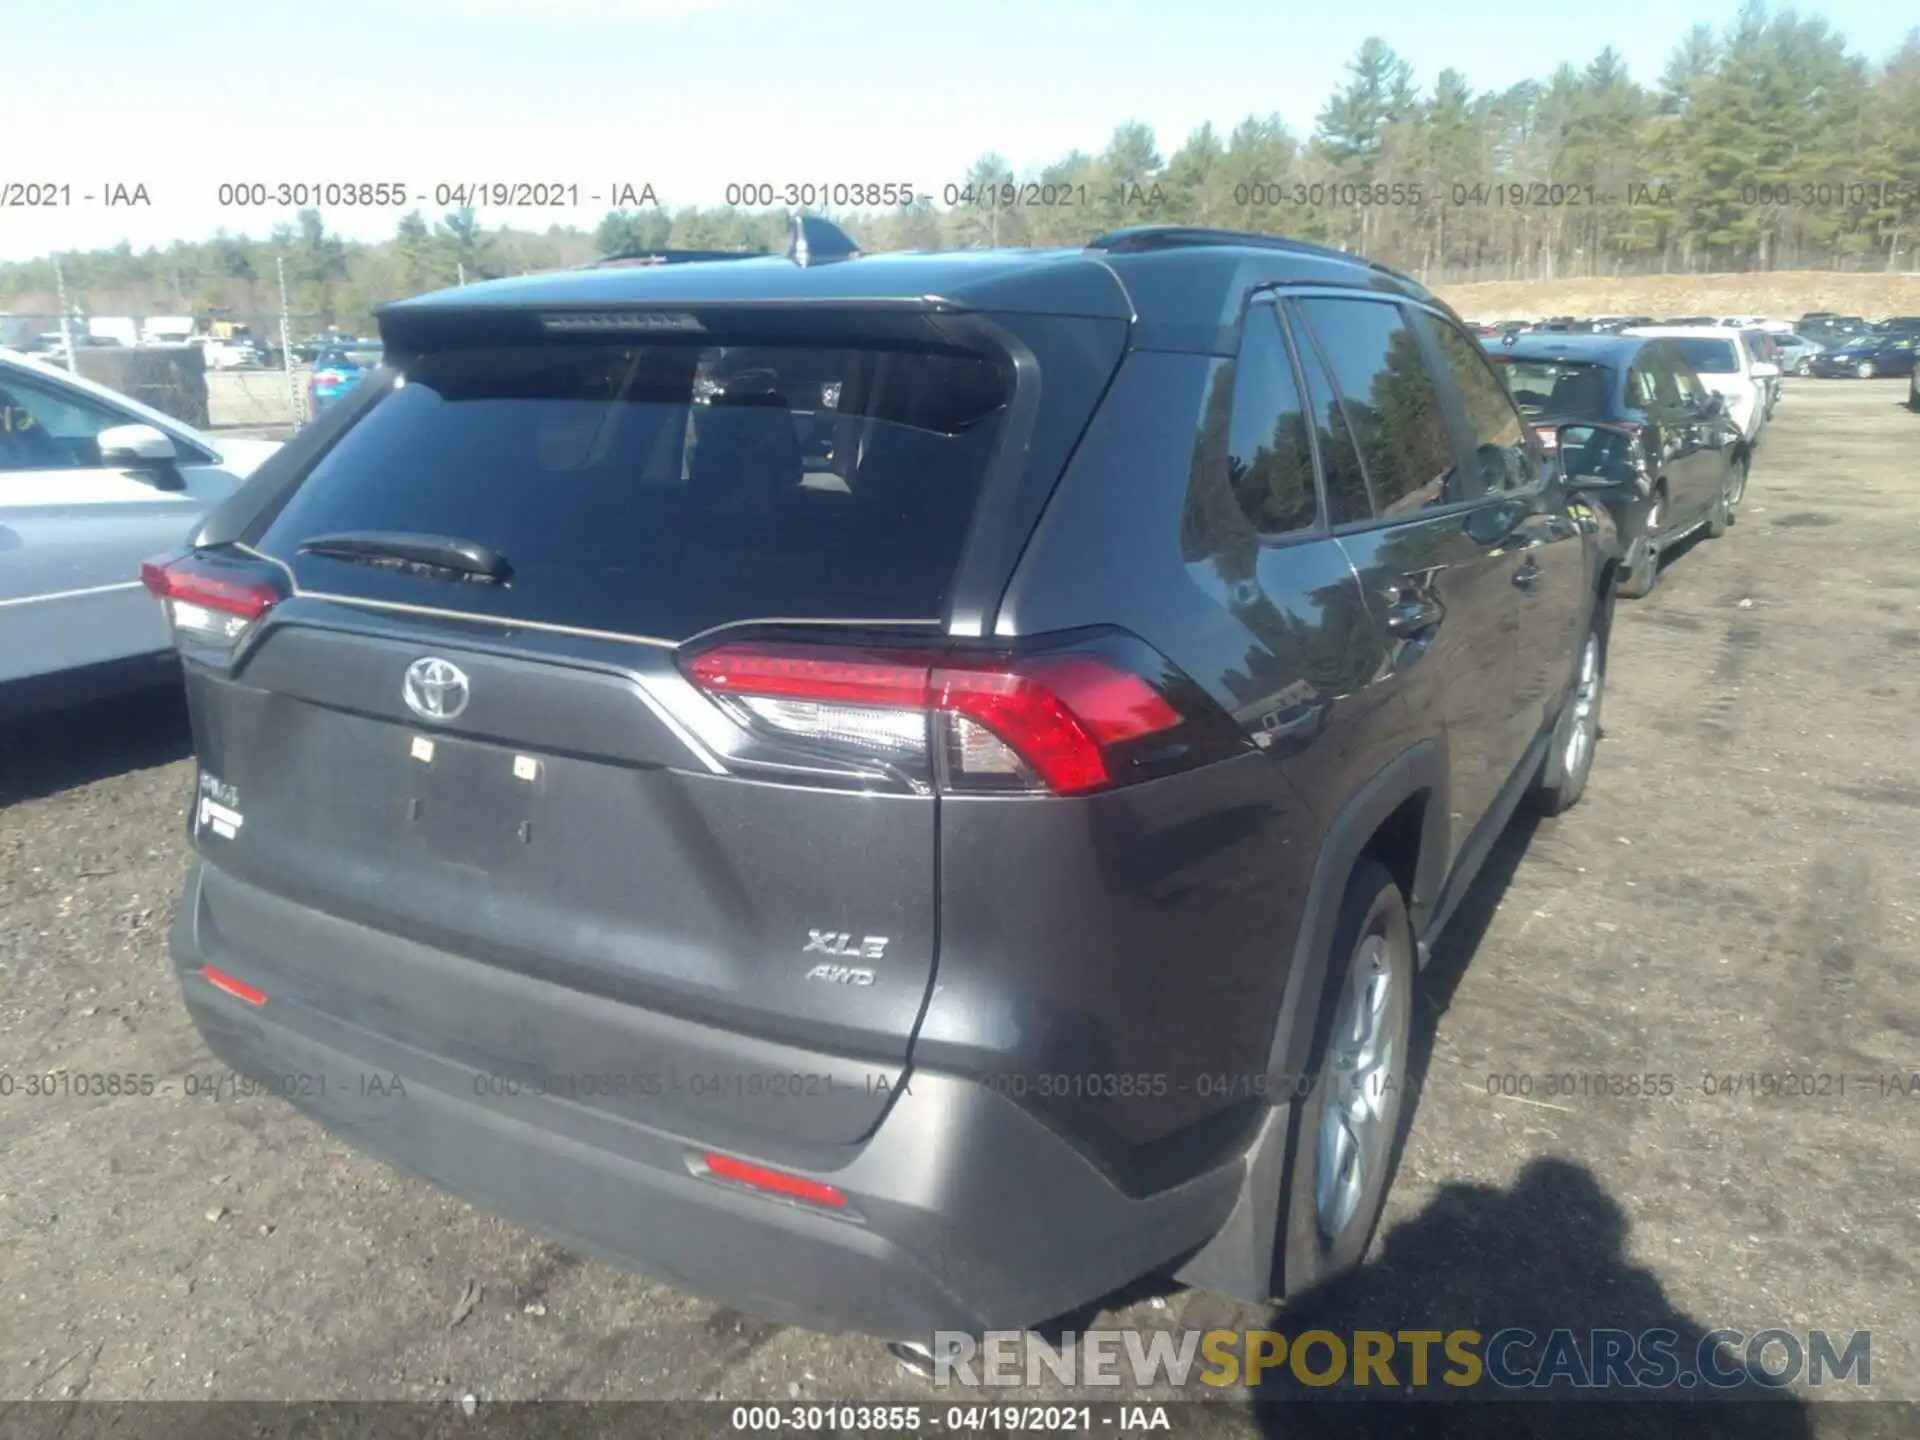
[1807,333,1919,380]
[1489,333,1745,600]
[145,220,1620,1344]
[1798,316,1872,348]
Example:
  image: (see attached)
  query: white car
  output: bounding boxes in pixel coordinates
[1625,326,1777,445]
[197,335,262,370]
[0,348,280,718]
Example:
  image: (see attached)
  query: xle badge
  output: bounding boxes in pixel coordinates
[803,929,887,987]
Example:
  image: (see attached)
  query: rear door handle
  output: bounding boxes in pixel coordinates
[1382,587,1443,638]
[1512,561,1542,593]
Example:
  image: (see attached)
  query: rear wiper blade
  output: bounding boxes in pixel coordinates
[297,531,512,584]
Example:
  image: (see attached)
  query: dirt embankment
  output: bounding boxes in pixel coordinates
[1435,270,1920,322]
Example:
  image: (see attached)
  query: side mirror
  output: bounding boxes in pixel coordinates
[98,423,178,464]
[1556,422,1651,497]
[1751,362,1780,379]
[98,423,184,490]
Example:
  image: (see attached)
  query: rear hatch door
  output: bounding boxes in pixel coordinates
[184,309,1120,1145]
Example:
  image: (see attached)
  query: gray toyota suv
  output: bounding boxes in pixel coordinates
[150,220,1620,1342]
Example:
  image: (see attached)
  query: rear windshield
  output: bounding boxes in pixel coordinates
[1670,338,1738,374]
[1490,358,1613,415]
[258,341,1009,638]
[317,347,383,368]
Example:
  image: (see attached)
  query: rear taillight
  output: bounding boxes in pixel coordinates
[312,369,344,386]
[141,552,282,654]
[682,633,1227,796]
[1534,426,1558,449]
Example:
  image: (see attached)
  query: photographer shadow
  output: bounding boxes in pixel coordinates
[1226,817,1820,1437]
[0,685,191,806]
[1241,1156,1819,1437]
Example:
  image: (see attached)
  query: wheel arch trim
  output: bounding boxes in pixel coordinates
[1171,740,1445,1305]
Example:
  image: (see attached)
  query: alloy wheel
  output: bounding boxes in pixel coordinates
[1635,499,1662,590]
[1314,932,1410,1242]
[1857,361,1875,379]
[1562,633,1603,784]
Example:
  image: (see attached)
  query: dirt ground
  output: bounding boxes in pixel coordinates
[1435,271,1920,324]
[2,382,1917,1434]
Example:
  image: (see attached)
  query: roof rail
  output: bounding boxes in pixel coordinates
[1086,224,1430,293]
[581,247,763,269]
[579,214,863,270]
[1086,225,1356,263]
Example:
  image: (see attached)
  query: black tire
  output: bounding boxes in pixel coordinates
[1908,372,1919,411]
[1275,858,1415,1304]
[1531,598,1608,816]
[1614,493,1664,600]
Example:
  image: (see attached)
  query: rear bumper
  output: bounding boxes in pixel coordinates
[170,861,1243,1338]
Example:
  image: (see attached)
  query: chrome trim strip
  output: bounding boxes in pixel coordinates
[0,580,141,608]
[239,545,946,653]
[237,543,726,773]
[678,615,943,649]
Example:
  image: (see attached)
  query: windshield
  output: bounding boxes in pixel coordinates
[1490,358,1612,415]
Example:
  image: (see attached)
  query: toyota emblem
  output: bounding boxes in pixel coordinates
[403,657,471,722]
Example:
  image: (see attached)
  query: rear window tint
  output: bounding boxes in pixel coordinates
[1495,359,1613,415]
[1670,338,1738,374]
[259,342,1009,638]
[1292,297,1456,518]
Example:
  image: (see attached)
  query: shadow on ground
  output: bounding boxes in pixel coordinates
[1234,816,1822,1437]
[0,687,191,805]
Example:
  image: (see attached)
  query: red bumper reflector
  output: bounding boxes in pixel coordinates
[200,965,267,1007]
[702,1152,846,1208]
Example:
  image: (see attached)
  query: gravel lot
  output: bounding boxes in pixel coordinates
[2,382,1917,1432]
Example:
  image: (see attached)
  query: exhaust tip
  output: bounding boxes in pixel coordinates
[886,1340,938,1379]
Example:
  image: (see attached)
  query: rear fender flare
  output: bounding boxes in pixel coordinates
[1265,739,1447,1084]
[1172,740,1445,1304]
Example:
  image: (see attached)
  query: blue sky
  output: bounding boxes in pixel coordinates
[0,0,1910,262]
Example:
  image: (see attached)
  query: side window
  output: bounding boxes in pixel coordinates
[1665,348,1705,404]
[1283,304,1372,526]
[0,367,130,471]
[1418,313,1535,495]
[1644,349,1685,407]
[1222,305,1317,536]
[1625,358,1662,409]
[1293,297,1458,518]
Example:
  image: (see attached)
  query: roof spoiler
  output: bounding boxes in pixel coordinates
[585,215,862,270]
